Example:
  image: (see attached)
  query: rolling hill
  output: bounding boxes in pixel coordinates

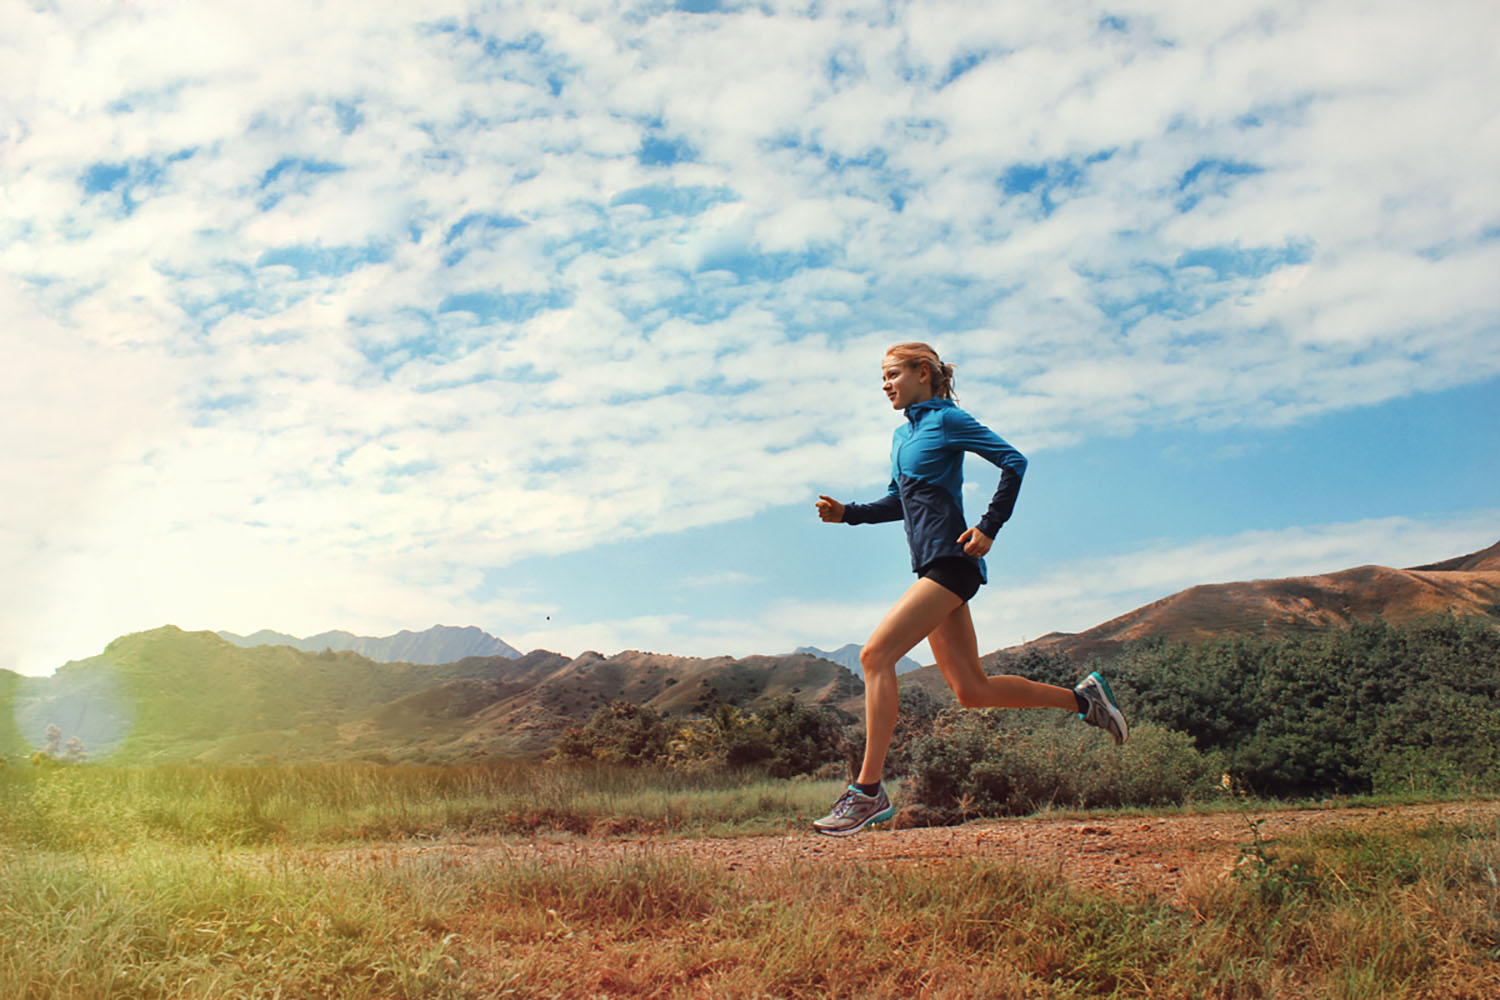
[349,648,864,758]
[4,629,862,762]
[4,628,530,761]
[981,537,1500,667]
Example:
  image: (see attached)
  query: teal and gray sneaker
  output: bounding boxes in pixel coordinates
[813,784,895,836]
[1075,671,1129,745]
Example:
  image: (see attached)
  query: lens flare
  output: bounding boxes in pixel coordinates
[13,658,135,760]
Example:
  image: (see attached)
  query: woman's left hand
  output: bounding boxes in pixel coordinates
[957,526,993,557]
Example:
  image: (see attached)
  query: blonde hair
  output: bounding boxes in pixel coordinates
[885,341,956,400]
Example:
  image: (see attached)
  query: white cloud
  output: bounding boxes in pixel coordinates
[4,0,1497,674]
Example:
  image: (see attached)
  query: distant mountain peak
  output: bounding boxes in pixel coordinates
[217,625,520,664]
[795,643,922,678]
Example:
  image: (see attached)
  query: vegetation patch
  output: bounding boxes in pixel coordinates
[545,616,1500,824]
[3,815,1497,998]
[0,761,845,849]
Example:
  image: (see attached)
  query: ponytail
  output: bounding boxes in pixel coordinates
[886,341,957,401]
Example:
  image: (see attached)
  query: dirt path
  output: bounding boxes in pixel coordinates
[320,801,1500,901]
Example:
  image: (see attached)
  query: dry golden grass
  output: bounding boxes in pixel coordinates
[3,763,1498,998]
[5,816,1499,998]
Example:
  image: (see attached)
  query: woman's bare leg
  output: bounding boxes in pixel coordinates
[855,578,964,784]
[926,603,1077,710]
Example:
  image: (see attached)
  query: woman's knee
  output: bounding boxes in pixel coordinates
[859,643,899,680]
[952,683,990,709]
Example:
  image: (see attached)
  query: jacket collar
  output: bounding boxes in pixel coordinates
[904,397,954,423]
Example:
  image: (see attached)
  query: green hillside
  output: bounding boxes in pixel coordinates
[4,628,861,763]
[6,627,539,763]
[0,670,27,757]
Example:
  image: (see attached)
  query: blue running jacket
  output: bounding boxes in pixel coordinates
[841,398,1027,585]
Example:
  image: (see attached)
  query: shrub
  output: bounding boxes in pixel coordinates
[1112,614,1500,798]
[753,696,846,778]
[553,698,847,779]
[668,699,847,777]
[551,701,673,765]
[904,710,1222,823]
[673,704,775,770]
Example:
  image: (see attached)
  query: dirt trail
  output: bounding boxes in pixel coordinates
[320,800,1500,901]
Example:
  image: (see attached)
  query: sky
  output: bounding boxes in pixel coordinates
[3,0,1498,677]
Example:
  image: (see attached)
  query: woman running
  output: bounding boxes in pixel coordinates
[812,342,1127,836]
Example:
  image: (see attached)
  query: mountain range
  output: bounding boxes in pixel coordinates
[4,537,1496,764]
[2,633,863,762]
[218,625,520,663]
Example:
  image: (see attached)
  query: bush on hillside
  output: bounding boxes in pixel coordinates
[552,697,847,778]
[551,701,674,765]
[669,703,776,771]
[904,710,1223,823]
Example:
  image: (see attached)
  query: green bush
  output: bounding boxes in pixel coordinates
[1112,614,1500,798]
[670,703,776,770]
[554,697,846,779]
[905,710,1223,823]
[752,696,846,778]
[548,615,1500,803]
[551,701,673,765]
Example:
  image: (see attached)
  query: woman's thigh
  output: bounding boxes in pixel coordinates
[863,577,964,670]
[926,602,987,698]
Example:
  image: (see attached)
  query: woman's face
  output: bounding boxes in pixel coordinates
[881,354,931,410]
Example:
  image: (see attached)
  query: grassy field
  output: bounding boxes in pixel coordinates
[3,762,1498,998]
[0,761,843,847]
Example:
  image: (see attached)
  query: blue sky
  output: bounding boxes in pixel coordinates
[2,0,1497,676]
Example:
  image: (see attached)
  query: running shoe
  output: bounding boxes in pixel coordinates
[812,784,895,836]
[1075,671,1129,745]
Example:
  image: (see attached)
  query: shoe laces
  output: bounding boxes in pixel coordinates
[831,787,865,817]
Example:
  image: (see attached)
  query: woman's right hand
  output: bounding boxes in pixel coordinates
[815,495,845,523]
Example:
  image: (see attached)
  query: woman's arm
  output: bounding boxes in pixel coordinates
[821,481,903,524]
[944,409,1028,537]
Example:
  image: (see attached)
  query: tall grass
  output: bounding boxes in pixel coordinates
[0,762,843,849]
[3,816,1497,998]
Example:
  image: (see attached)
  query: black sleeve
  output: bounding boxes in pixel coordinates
[842,480,903,524]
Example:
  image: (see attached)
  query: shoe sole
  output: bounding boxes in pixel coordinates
[813,805,895,837]
[1083,672,1129,745]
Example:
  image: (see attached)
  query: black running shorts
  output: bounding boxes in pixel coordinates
[918,556,982,602]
